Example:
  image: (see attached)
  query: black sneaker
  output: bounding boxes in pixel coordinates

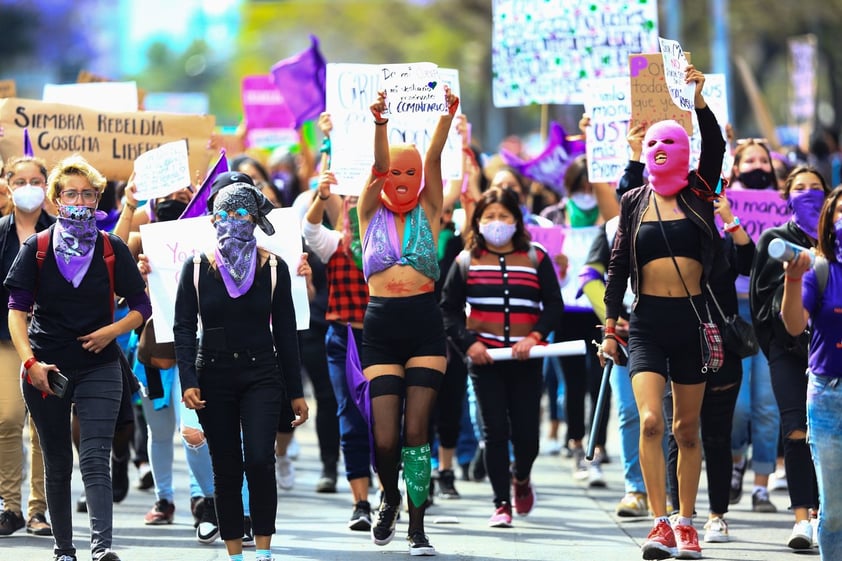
[315,472,337,493]
[436,469,460,499]
[190,496,205,528]
[111,453,130,503]
[243,515,255,547]
[92,549,121,561]
[76,491,87,513]
[25,512,52,536]
[196,497,219,544]
[729,457,747,505]
[348,500,372,531]
[371,499,401,546]
[469,447,486,482]
[54,555,77,561]
[408,531,436,556]
[0,509,24,535]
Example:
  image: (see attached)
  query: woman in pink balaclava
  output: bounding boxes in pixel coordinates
[601,65,727,561]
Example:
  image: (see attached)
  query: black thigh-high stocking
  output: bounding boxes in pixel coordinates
[404,367,443,535]
[369,375,405,506]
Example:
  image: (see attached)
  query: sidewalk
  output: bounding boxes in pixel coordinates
[7,414,812,560]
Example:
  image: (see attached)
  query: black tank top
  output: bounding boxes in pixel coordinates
[636,219,702,267]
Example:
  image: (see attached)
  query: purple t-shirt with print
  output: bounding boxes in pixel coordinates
[803,261,842,377]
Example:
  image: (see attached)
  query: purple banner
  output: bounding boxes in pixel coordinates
[241,75,297,149]
[501,122,585,193]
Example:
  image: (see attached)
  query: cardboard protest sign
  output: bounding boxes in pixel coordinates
[140,208,310,343]
[491,0,659,107]
[583,77,632,183]
[241,75,298,149]
[0,80,16,99]
[658,38,695,112]
[133,140,192,200]
[0,98,215,181]
[788,34,817,124]
[717,189,789,238]
[325,63,462,196]
[629,53,693,135]
[43,82,140,113]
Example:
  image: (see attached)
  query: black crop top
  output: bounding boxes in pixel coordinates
[636,219,702,267]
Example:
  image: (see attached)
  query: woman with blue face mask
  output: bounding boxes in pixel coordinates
[0,156,53,539]
[781,185,842,561]
[749,166,830,551]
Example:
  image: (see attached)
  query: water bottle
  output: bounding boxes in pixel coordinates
[768,238,815,267]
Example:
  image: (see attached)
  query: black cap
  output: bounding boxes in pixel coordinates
[207,171,255,212]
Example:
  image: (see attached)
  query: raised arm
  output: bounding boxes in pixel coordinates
[357,91,390,223]
[421,86,460,216]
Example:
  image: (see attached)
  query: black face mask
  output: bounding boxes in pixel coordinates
[154,199,188,222]
[737,168,775,190]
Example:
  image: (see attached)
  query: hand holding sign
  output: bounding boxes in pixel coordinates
[658,38,695,112]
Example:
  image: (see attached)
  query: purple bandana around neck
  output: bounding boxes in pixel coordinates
[53,205,100,288]
[788,189,826,240]
[214,219,258,298]
[834,218,842,263]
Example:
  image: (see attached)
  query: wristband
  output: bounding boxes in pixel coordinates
[785,275,803,283]
[374,119,389,126]
[23,356,37,371]
[724,216,741,233]
[123,202,137,212]
[317,193,330,201]
[603,325,616,335]
[526,332,542,343]
[371,165,389,179]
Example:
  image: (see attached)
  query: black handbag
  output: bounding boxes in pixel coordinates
[706,284,760,358]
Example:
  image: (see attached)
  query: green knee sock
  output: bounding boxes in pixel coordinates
[402,443,431,509]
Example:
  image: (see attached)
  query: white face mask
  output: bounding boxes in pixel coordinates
[12,184,45,213]
[479,220,517,247]
[570,192,598,210]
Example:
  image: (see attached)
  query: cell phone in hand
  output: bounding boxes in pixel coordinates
[48,370,69,398]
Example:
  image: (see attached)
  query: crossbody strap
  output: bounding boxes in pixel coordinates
[705,282,728,323]
[652,194,704,323]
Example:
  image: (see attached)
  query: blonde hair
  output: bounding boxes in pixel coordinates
[47,154,107,204]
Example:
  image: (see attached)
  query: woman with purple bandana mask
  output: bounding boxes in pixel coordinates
[781,185,842,561]
[5,155,152,561]
[749,165,830,551]
[173,183,309,561]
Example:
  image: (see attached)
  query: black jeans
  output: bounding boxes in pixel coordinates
[470,359,542,507]
[196,348,283,541]
[768,340,819,510]
[299,324,339,473]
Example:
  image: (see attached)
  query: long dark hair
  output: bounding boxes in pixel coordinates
[468,187,531,257]
[817,185,842,263]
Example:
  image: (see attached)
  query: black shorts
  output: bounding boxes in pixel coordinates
[628,294,707,385]
[361,292,446,369]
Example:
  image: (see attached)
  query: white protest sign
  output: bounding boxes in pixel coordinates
[325,63,462,197]
[381,63,447,119]
[583,77,632,183]
[140,208,310,343]
[559,226,603,312]
[659,37,695,112]
[788,34,817,123]
[43,81,139,113]
[133,140,192,200]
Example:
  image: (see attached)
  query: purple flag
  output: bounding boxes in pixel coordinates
[270,34,327,129]
[179,149,228,219]
[23,128,33,157]
[501,122,586,194]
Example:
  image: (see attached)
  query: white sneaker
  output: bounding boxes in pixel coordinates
[769,468,788,492]
[287,437,300,460]
[703,516,729,543]
[787,520,813,550]
[588,462,606,488]
[811,517,819,548]
[276,455,295,490]
[541,438,563,456]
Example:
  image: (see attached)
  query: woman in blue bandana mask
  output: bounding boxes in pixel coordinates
[749,165,830,551]
[5,155,152,561]
[174,183,309,561]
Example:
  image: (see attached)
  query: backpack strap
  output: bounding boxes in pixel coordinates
[36,229,50,268]
[456,249,471,282]
[815,255,829,305]
[193,254,203,335]
[269,253,277,305]
[527,243,539,269]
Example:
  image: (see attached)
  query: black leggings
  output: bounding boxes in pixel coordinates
[470,359,542,507]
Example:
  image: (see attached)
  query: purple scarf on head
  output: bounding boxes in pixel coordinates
[53,205,100,288]
[214,219,257,298]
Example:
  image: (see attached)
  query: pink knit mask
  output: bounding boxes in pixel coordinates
[644,120,690,196]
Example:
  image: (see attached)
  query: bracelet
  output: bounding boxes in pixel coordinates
[371,165,389,179]
[603,333,617,341]
[317,193,330,201]
[374,119,389,126]
[604,325,616,335]
[23,356,37,371]
[123,202,137,212]
[526,332,542,343]
[785,275,803,283]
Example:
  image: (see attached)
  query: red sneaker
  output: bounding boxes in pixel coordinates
[674,524,702,559]
[512,479,535,516]
[641,519,677,560]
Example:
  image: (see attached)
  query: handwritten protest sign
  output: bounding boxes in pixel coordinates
[788,34,817,124]
[717,189,789,238]
[583,77,632,183]
[133,140,192,200]
[491,0,659,107]
[658,38,695,112]
[241,75,298,149]
[0,98,215,181]
[325,63,461,196]
[140,208,310,343]
[629,53,693,135]
[43,82,140,113]
[380,63,447,118]
[0,80,16,99]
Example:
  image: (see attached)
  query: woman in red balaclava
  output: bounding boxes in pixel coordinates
[601,66,727,561]
[357,86,458,556]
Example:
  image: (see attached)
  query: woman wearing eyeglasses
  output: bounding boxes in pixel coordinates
[173,183,309,561]
[0,156,54,539]
[5,155,151,561]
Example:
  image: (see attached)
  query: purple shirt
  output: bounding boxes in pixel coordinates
[803,261,842,377]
